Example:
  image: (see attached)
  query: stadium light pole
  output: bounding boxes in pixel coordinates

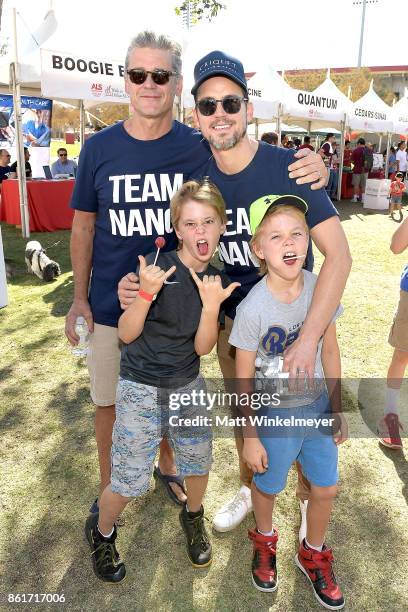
[353,0,379,67]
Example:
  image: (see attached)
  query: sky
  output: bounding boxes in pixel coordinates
[1,0,408,73]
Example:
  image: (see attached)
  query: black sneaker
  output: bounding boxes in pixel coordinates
[179,504,212,567]
[84,513,126,583]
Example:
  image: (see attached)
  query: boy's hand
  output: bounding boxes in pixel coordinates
[118,272,140,310]
[332,412,348,446]
[289,148,328,190]
[138,255,176,296]
[189,269,240,310]
[243,438,268,473]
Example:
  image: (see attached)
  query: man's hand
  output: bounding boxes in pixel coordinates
[243,438,268,473]
[118,272,140,310]
[138,255,176,296]
[190,269,240,310]
[332,412,348,446]
[283,335,319,382]
[65,298,93,346]
[288,148,328,190]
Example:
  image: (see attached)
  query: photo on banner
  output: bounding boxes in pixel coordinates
[0,94,53,177]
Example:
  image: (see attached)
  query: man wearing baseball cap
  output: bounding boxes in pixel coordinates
[117,44,346,530]
[188,50,351,534]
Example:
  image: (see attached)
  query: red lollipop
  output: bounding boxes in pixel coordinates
[153,236,166,265]
[155,236,166,249]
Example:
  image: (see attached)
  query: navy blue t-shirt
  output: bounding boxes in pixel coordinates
[204,141,339,319]
[70,121,211,327]
[0,165,11,183]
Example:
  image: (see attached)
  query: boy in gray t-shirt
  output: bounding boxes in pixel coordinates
[229,195,347,610]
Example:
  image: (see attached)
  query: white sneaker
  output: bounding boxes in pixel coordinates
[212,485,252,532]
[352,196,358,203]
[299,499,308,543]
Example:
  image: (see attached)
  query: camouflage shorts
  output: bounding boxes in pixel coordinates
[111,375,213,497]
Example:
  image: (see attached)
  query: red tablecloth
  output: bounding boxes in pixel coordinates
[368,170,385,179]
[0,179,75,232]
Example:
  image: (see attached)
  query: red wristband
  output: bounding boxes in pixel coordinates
[138,289,155,302]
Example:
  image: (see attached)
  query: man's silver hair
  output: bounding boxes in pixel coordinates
[125,31,182,75]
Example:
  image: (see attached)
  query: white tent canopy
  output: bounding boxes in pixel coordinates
[0,49,129,106]
[313,74,352,114]
[246,66,290,120]
[280,70,351,130]
[392,88,408,136]
[40,49,129,104]
[348,81,393,133]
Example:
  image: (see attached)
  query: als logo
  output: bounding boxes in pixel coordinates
[91,83,103,97]
[262,325,300,356]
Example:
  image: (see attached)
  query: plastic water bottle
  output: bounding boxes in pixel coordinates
[72,316,89,357]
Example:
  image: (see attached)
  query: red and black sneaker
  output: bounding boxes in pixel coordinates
[295,540,344,610]
[378,414,403,450]
[248,528,278,592]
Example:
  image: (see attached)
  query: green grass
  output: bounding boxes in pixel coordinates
[1,203,408,611]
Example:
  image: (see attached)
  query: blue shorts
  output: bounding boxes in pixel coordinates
[253,392,338,495]
[111,375,212,498]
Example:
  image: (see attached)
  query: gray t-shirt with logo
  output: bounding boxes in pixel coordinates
[229,270,342,406]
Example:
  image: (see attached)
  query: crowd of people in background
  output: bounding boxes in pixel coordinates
[260,131,408,213]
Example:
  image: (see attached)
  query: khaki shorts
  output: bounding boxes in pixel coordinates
[87,323,121,406]
[388,291,408,352]
[352,172,368,189]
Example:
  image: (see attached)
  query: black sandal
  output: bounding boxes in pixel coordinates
[153,465,187,506]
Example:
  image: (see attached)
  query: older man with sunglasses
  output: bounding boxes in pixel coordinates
[66,32,328,582]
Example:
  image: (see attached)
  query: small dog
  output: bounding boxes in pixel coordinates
[25,240,61,282]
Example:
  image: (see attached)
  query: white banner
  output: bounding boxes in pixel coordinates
[283,88,346,123]
[348,104,394,133]
[348,85,394,133]
[40,49,129,103]
[393,100,408,136]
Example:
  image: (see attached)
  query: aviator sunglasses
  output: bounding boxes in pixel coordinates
[126,68,178,85]
[196,95,248,116]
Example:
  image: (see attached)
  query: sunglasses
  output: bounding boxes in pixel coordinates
[59,153,67,157]
[126,68,178,86]
[196,95,248,117]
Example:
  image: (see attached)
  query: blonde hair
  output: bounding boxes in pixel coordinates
[250,205,308,275]
[170,178,227,229]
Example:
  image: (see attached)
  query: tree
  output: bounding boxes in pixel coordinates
[174,0,225,24]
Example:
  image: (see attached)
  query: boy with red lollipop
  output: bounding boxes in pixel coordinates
[85,179,239,582]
